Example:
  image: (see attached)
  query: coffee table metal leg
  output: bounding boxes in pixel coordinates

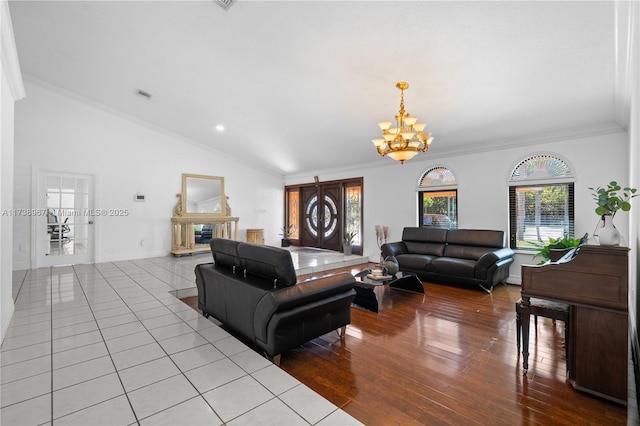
[352,286,379,313]
[388,275,424,294]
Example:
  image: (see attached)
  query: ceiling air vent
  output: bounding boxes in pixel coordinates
[136,89,152,100]
[215,0,235,11]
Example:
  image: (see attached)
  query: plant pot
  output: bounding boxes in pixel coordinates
[343,244,352,256]
[281,238,291,247]
[597,214,620,245]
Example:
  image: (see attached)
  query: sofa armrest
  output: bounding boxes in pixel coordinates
[194,263,213,311]
[475,247,514,279]
[381,242,407,258]
[253,272,355,342]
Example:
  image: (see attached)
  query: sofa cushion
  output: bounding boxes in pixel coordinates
[402,227,447,256]
[396,254,435,272]
[402,227,448,243]
[443,230,506,261]
[430,257,476,279]
[210,238,241,271]
[446,229,504,248]
[404,241,445,257]
[237,243,298,287]
[443,245,496,261]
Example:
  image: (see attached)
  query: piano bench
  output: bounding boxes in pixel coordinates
[515,297,569,373]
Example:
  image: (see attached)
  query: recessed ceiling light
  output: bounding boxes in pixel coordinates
[216,125,225,132]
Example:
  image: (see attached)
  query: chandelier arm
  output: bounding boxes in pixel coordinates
[399,90,405,117]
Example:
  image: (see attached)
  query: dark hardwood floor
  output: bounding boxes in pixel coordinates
[181,263,628,425]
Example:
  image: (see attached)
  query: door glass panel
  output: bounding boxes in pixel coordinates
[306,195,319,237]
[323,195,338,238]
[345,185,362,245]
[287,191,300,240]
[42,173,93,262]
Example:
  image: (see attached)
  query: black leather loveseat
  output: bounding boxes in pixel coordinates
[381,227,514,293]
[195,238,356,364]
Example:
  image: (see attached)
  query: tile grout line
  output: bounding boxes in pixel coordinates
[68,260,221,423]
[113,259,310,425]
[109,259,230,424]
[6,254,362,425]
[50,263,143,425]
[174,263,343,425]
[108,261,208,423]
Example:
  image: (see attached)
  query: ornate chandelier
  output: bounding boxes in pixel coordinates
[372,81,433,164]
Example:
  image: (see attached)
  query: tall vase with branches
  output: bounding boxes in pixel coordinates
[375,225,389,265]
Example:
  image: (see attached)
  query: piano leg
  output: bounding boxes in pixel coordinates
[516,308,521,351]
[519,300,531,374]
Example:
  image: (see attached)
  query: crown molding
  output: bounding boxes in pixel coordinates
[1,0,25,100]
[427,122,627,161]
[287,122,627,181]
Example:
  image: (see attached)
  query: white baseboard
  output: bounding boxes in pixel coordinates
[96,249,170,264]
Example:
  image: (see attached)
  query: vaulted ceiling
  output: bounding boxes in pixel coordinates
[8,1,622,175]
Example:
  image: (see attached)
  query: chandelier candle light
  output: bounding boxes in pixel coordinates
[372,81,434,164]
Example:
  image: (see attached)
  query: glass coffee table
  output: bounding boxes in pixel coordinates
[352,270,424,313]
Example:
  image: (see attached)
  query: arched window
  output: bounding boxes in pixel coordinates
[417,166,458,229]
[508,153,575,250]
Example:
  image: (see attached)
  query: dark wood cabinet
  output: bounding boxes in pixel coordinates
[521,245,629,405]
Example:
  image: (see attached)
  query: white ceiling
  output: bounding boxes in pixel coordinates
[8,1,620,176]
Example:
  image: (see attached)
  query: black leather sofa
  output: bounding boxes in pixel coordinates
[194,238,356,364]
[381,227,514,293]
[194,224,212,244]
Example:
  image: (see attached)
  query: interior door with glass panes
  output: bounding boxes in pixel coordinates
[36,171,95,267]
[300,183,342,251]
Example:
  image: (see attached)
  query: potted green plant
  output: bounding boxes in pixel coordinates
[280,225,295,247]
[343,230,357,256]
[588,181,637,245]
[533,235,582,265]
[589,181,638,216]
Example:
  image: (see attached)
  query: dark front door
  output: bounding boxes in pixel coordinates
[300,183,342,251]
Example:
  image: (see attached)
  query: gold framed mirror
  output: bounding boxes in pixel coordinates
[181,173,226,217]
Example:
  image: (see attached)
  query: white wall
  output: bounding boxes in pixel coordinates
[620,0,640,372]
[286,129,630,284]
[1,0,25,342]
[14,79,632,287]
[13,81,284,269]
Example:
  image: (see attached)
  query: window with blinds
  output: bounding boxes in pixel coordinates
[508,154,575,250]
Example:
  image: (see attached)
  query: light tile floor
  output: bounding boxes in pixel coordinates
[1,247,368,425]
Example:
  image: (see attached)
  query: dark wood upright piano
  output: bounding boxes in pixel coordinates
[521,244,629,405]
